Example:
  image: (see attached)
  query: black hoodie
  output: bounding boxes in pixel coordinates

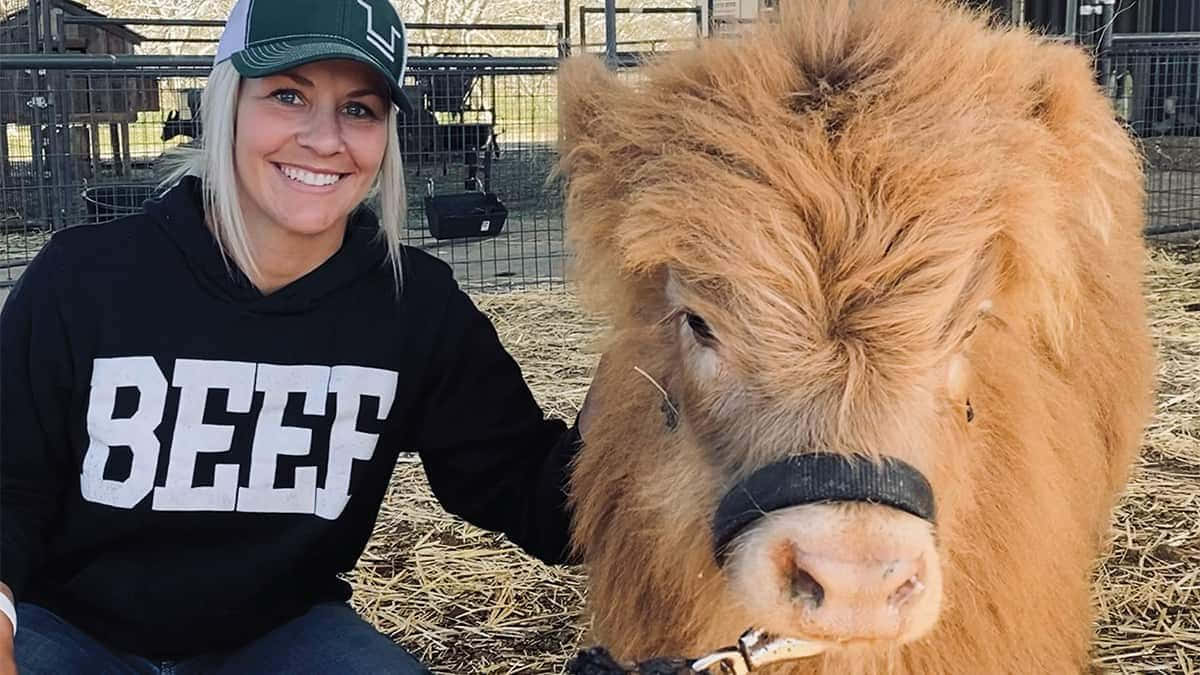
[0,176,582,659]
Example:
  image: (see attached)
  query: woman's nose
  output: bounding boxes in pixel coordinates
[296,107,344,155]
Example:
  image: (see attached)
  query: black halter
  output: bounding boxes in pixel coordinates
[711,453,936,566]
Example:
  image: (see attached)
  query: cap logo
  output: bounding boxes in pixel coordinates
[356,0,403,65]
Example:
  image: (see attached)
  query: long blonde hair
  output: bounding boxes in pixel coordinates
[158,60,407,289]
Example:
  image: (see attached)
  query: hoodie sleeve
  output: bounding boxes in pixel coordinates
[403,275,583,566]
[1,239,74,601]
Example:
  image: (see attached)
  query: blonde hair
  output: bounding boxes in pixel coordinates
[159,59,407,290]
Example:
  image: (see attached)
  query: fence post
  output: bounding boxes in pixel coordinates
[1097,0,1115,88]
[579,6,587,54]
[563,0,571,46]
[39,0,64,228]
[51,7,74,230]
[26,0,50,228]
[604,0,618,67]
[1065,0,1078,38]
[556,22,569,58]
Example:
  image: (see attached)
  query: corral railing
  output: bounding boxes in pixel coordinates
[2,9,1198,290]
[575,5,704,57]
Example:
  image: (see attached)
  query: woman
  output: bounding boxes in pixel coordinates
[0,0,589,672]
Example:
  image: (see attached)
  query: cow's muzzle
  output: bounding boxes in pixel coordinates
[711,453,937,566]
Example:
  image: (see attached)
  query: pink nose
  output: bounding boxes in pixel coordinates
[727,503,942,645]
[777,546,928,639]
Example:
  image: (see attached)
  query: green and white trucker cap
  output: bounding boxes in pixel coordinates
[215,0,414,115]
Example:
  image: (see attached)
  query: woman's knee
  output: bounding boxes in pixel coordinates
[213,602,432,675]
[13,604,141,675]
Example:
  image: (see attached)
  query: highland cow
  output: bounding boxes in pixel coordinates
[556,0,1157,672]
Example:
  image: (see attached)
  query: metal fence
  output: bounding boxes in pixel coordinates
[1103,34,1200,235]
[1023,0,1199,37]
[0,5,569,291]
[576,6,703,56]
[1,4,1198,291]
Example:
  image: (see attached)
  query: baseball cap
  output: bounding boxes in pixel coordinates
[215,0,415,116]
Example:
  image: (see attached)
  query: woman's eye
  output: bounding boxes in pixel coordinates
[272,90,302,105]
[343,102,377,119]
[685,312,716,344]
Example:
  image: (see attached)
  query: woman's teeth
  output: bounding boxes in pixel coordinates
[279,164,343,187]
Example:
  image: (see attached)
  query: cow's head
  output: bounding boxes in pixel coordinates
[554,0,1114,651]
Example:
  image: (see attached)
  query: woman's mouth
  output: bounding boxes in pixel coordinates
[275,163,347,188]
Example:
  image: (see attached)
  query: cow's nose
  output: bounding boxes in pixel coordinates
[780,545,927,622]
[727,503,942,646]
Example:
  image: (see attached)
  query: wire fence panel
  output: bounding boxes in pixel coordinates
[1108,35,1200,235]
[397,63,566,291]
[1020,0,1200,38]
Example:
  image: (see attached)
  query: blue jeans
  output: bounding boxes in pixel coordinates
[14,601,432,674]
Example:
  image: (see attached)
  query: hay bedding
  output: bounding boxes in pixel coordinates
[342,293,601,674]
[341,240,1200,674]
[1090,239,1200,674]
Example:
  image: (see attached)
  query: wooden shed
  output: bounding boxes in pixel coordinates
[1,0,165,192]
[0,0,160,126]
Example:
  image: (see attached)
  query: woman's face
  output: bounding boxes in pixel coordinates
[234,59,389,243]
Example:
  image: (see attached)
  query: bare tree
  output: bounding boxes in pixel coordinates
[76,0,700,54]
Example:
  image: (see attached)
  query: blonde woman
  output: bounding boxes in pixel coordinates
[0,1,590,672]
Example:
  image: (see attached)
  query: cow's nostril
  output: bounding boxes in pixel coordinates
[888,575,925,609]
[789,566,825,609]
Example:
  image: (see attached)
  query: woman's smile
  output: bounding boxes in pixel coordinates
[273,162,351,191]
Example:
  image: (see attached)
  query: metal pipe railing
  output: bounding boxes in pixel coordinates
[1112,31,1200,42]
[60,16,224,27]
[0,54,563,70]
[604,0,617,65]
[578,5,703,61]
[60,16,564,33]
[580,7,703,15]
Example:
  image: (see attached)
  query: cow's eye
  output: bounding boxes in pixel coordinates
[965,398,975,423]
[685,311,716,345]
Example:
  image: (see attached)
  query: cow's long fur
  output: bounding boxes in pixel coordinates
[558,0,1156,672]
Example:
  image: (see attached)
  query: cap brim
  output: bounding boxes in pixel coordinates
[230,39,414,117]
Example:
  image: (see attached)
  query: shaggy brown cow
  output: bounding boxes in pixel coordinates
[556,0,1156,672]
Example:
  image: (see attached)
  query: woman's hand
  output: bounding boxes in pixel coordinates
[0,583,15,675]
[0,625,14,675]
[576,353,611,441]
[578,387,595,440]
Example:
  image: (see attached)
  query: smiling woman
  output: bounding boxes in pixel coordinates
[231,61,392,292]
[0,0,598,673]
[158,21,410,294]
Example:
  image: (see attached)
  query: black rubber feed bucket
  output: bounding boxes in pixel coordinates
[82,184,157,224]
[423,180,507,240]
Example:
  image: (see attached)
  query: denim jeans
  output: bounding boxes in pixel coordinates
[14,601,432,674]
